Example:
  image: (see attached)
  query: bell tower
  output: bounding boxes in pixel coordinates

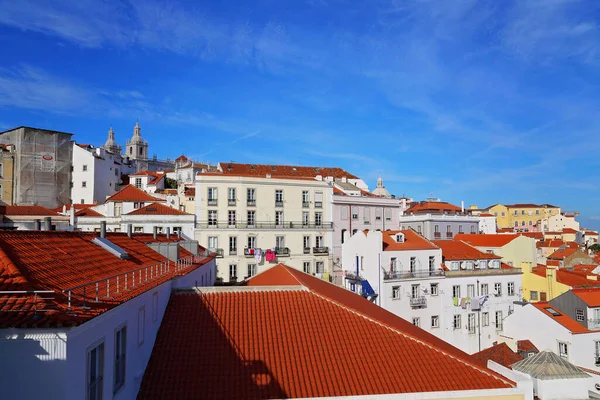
[125,121,148,160]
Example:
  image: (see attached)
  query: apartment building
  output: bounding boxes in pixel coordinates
[487,203,561,231]
[400,200,480,240]
[341,230,522,354]
[194,162,362,282]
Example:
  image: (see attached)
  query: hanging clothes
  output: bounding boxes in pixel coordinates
[460,297,467,309]
[453,297,459,307]
[254,248,262,264]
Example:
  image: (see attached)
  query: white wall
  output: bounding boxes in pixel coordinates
[486,361,534,400]
[536,376,591,400]
[479,216,497,234]
[121,214,196,238]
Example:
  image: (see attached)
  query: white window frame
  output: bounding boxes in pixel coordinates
[412,317,420,327]
[494,282,502,296]
[508,282,515,296]
[303,261,311,274]
[453,314,461,330]
[530,290,538,301]
[452,285,460,298]
[392,286,400,299]
[468,313,476,334]
[558,341,568,358]
[482,312,489,326]
[481,283,489,296]
[247,264,256,278]
[575,309,584,322]
[315,261,324,274]
[495,310,503,331]
[431,315,439,328]
[430,283,438,296]
[229,264,237,280]
[86,340,104,400]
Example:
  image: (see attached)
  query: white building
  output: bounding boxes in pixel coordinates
[540,212,581,233]
[479,213,498,234]
[130,170,166,193]
[194,162,363,282]
[400,200,481,240]
[0,229,216,400]
[342,230,523,354]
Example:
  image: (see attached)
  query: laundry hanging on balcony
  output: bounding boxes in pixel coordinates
[254,248,262,264]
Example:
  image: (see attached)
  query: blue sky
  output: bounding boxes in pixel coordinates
[1,0,599,228]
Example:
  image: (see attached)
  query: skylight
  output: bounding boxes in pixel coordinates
[544,307,561,317]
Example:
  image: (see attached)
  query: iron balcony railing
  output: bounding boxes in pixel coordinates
[410,296,427,308]
[302,201,310,208]
[197,221,333,229]
[208,199,218,206]
[228,199,236,206]
[303,247,311,254]
[247,199,256,206]
[244,248,257,257]
[385,270,445,280]
[275,200,284,207]
[434,232,441,238]
[209,248,224,258]
[313,246,329,255]
[275,247,290,256]
[62,253,211,311]
[446,232,453,238]
[314,202,322,208]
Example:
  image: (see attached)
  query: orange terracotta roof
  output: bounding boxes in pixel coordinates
[479,213,494,217]
[562,228,578,234]
[432,240,501,260]
[455,234,520,247]
[497,228,514,233]
[207,162,359,179]
[472,343,523,368]
[544,231,563,235]
[532,266,595,288]
[517,340,539,353]
[139,264,515,399]
[571,288,600,307]
[548,247,579,260]
[105,184,165,202]
[585,231,599,236]
[0,205,59,216]
[333,186,345,195]
[52,204,96,213]
[0,231,214,328]
[175,154,189,162]
[127,202,190,216]
[129,170,160,177]
[505,203,558,209]
[405,201,462,214]
[74,208,103,217]
[536,239,565,248]
[382,230,439,251]
[521,232,544,240]
[531,302,591,333]
[184,187,195,196]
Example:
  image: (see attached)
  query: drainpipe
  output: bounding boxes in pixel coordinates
[34,219,41,231]
[100,221,106,239]
[43,217,52,231]
[127,223,132,238]
[166,227,171,240]
[153,226,158,240]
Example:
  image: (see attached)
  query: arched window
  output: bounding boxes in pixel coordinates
[129,147,132,155]
[528,220,532,226]
[521,221,526,226]
[341,229,347,244]
[514,221,518,227]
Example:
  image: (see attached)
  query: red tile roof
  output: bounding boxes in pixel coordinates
[432,240,501,260]
[139,264,515,399]
[531,302,591,333]
[127,202,190,216]
[536,239,565,248]
[585,231,599,236]
[0,206,59,216]
[405,201,462,214]
[0,231,213,328]
[479,213,494,217]
[472,343,523,368]
[521,232,544,240]
[505,203,559,209]
[382,230,439,251]
[455,234,521,247]
[52,204,96,213]
[562,228,578,234]
[175,154,189,162]
[74,208,103,217]
[207,162,359,179]
[105,184,165,202]
[333,186,345,195]
[517,340,539,353]
[571,288,600,307]
[548,247,579,260]
[184,187,195,196]
[531,265,595,288]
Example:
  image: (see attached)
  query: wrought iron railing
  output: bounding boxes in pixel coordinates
[313,246,329,255]
[410,296,427,308]
[196,221,333,229]
[275,247,290,256]
[385,270,445,280]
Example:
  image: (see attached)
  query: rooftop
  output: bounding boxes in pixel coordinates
[138,264,515,399]
[0,231,213,329]
[547,247,579,260]
[531,265,596,288]
[126,202,191,216]
[531,302,592,334]
[382,230,439,252]
[405,201,463,215]
[512,350,590,380]
[203,162,359,180]
[105,184,166,203]
[432,239,501,261]
[0,205,59,216]
[517,340,539,353]
[454,233,521,248]
[471,343,523,368]
[571,288,600,307]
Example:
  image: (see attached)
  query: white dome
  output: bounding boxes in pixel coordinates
[372,177,391,198]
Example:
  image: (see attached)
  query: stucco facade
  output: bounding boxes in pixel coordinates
[399,214,480,240]
[488,204,561,231]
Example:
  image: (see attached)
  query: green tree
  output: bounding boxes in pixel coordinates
[589,243,600,253]
[164,177,178,189]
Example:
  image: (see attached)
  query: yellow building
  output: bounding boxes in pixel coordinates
[523,264,598,302]
[486,203,561,230]
[180,186,195,214]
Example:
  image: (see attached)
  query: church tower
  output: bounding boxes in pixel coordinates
[103,126,122,154]
[125,121,148,160]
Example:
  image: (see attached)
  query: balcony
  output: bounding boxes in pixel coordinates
[303,247,311,254]
[208,199,218,206]
[434,232,441,239]
[275,247,290,257]
[211,248,224,258]
[315,201,322,208]
[446,232,453,238]
[247,200,256,206]
[229,248,237,256]
[228,199,236,206]
[244,248,257,258]
[410,296,427,308]
[313,246,329,255]
[196,221,334,230]
[302,201,310,208]
[385,270,445,280]
[275,200,284,207]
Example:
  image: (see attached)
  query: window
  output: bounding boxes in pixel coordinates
[247,236,256,249]
[229,236,237,255]
[576,309,584,322]
[341,207,348,220]
[521,210,525,215]
[208,187,218,203]
[536,210,540,215]
[430,283,438,296]
[303,262,311,274]
[247,211,255,226]
[135,177,142,188]
[228,210,236,227]
[465,261,474,270]
[521,221,526,226]
[275,189,283,206]
[302,211,309,227]
[508,282,515,296]
[494,212,498,217]
[152,292,158,322]
[392,286,400,299]
[375,208,382,220]
[137,307,145,346]
[247,264,256,278]
[83,165,88,171]
[385,208,391,221]
[431,315,439,328]
[530,291,538,301]
[228,188,236,202]
[458,225,463,233]
[417,225,422,234]
[133,226,143,233]
[87,341,104,400]
[133,202,142,209]
[314,191,323,208]
[208,210,217,226]
[315,235,323,247]
[481,283,488,296]
[434,225,440,232]
[352,206,358,220]
[482,312,489,326]
[114,326,127,394]
[411,284,420,299]
[470,225,476,233]
[275,211,284,226]
[303,236,310,253]
[80,199,84,204]
[514,210,518,216]
[514,221,518,227]
[0,163,3,177]
[247,188,256,204]
[453,315,461,330]
[528,220,532,226]
[115,168,118,176]
[302,190,309,206]
[276,236,285,249]
[451,261,460,271]
[410,257,416,272]
[467,284,475,298]
[208,236,218,250]
[452,285,461,298]
[558,342,568,358]
[315,261,324,274]
[494,282,502,296]
[229,264,237,280]
[363,208,370,223]
[495,310,503,331]
[428,256,435,273]
[479,260,488,269]
[82,181,87,188]
[468,313,476,334]
[341,229,346,244]
[314,212,322,227]
[412,317,420,327]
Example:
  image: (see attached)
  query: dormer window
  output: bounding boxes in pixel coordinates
[492,260,500,269]
[395,233,404,243]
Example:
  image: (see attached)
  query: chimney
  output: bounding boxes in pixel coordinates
[461,201,464,213]
[153,226,158,240]
[43,217,52,231]
[127,224,132,238]
[34,219,41,231]
[100,221,106,238]
[166,227,171,240]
